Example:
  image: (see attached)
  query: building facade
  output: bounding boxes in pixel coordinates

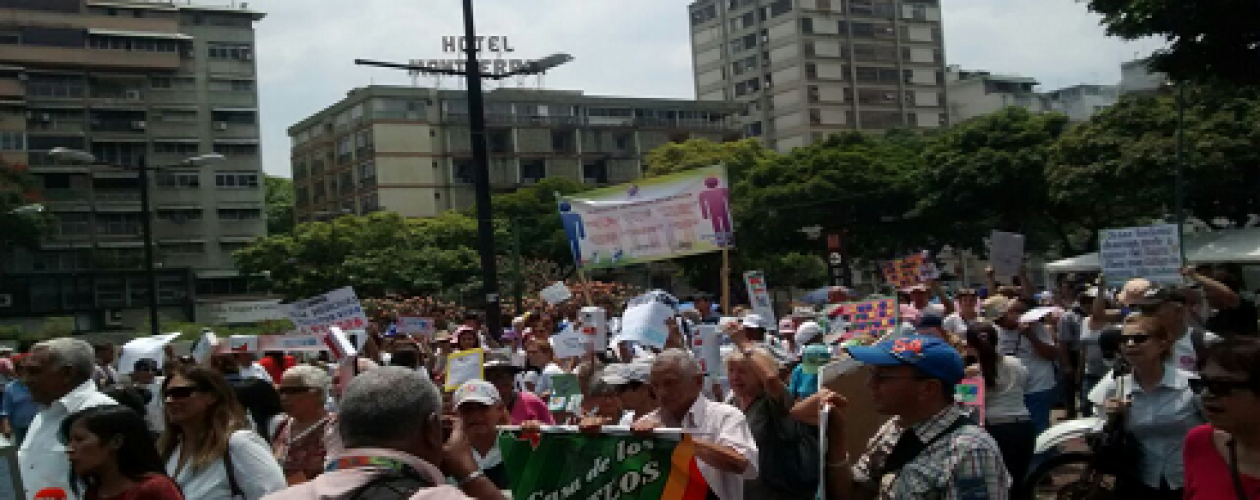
[0,0,267,331]
[1119,58,1167,95]
[947,67,1119,123]
[1043,84,1119,122]
[289,86,743,221]
[688,0,950,152]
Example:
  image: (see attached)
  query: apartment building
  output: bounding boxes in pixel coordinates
[0,0,269,331]
[1043,84,1119,122]
[689,0,950,152]
[947,67,1119,123]
[289,86,743,221]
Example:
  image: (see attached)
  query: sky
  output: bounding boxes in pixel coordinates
[240,0,1164,178]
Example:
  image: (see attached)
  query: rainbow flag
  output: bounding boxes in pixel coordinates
[499,429,713,499]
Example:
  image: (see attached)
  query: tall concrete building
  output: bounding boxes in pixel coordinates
[0,0,271,331]
[289,86,742,221]
[688,0,950,152]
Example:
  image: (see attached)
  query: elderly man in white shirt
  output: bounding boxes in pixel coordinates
[19,338,117,500]
[632,349,758,500]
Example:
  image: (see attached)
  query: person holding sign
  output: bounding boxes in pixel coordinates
[452,380,511,489]
[964,322,1034,497]
[819,334,1010,500]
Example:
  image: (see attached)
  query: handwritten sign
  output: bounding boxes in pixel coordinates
[691,324,723,380]
[577,307,608,349]
[445,348,485,392]
[743,270,777,329]
[540,282,573,305]
[956,377,986,425]
[191,331,218,365]
[283,287,370,336]
[550,324,586,359]
[989,231,1025,279]
[547,373,581,412]
[1099,223,1183,285]
[829,298,899,344]
[118,333,180,375]
[396,316,436,337]
[881,252,932,288]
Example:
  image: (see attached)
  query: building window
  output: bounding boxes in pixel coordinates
[217,208,261,220]
[809,108,822,125]
[769,0,792,16]
[97,213,142,235]
[160,243,204,255]
[806,63,818,80]
[156,209,202,222]
[521,160,546,183]
[156,172,200,188]
[358,160,376,182]
[154,142,199,155]
[454,161,475,184]
[208,43,253,61]
[801,17,814,34]
[0,131,25,151]
[215,172,259,188]
[551,130,573,153]
[808,85,821,103]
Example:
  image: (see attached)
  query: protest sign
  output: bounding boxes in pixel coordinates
[540,281,573,305]
[546,373,582,412]
[498,429,711,499]
[956,377,986,425]
[578,307,609,349]
[396,316,436,339]
[118,333,180,375]
[282,286,370,336]
[1099,223,1183,285]
[225,335,259,353]
[191,331,218,365]
[445,348,484,391]
[881,252,931,288]
[261,334,325,352]
[620,291,680,349]
[743,270,777,329]
[558,165,733,270]
[323,326,358,361]
[550,325,586,359]
[989,231,1025,279]
[691,324,723,380]
[828,297,899,345]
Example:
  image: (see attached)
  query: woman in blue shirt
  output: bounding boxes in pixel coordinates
[1,358,39,445]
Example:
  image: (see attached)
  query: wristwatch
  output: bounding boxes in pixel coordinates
[456,469,484,487]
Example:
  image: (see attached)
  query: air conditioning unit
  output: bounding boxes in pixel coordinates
[104,309,124,327]
[125,90,142,100]
[0,294,12,308]
[215,122,228,131]
[131,120,146,130]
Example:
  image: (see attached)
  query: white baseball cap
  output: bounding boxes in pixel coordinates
[453,380,501,408]
[794,321,823,346]
[741,314,768,329]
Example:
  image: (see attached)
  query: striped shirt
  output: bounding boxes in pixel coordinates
[852,404,1010,499]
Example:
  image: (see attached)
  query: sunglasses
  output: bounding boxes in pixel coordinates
[164,386,203,399]
[1192,377,1254,397]
[278,386,315,395]
[1121,334,1151,345]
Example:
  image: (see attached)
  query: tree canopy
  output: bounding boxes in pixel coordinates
[264,175,295,236]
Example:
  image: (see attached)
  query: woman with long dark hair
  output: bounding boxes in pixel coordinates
[159,365,285,499]
[965,321,1034,495]
[62,405,184,499]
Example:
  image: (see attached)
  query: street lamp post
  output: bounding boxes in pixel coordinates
[355,3,572,339]
[50,147,223,337]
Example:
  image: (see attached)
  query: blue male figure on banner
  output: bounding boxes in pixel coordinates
[558,201,586,265]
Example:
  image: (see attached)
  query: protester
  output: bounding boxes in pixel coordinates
[61,405,185,500]
[810,335,1010,499]
[129,358,166,436]
[994,297,1059,434]
[1089,314,1205,499]
[159,365,286,499]
[1130,285,1220,372]
[262,366,504,500]
[453,380,511,489]
[454,326,481,351]
[236,353,275,384]
[826,286,851,305]
[693,292,722,324]
[524,338,563,398]
[788,343,830,402]
[19,338,118,500]
[1182,336,1260,499]
[101,384,150,421]
[632,349,758,500]
[93,343,120,388]
[1056,284,1086,419]
[483,354,552,425]
[1191,264,1259,337]
[586,377,631,424]
[260,352,297,385]
[1078,286,1113,418]
[726,322,819,499]
[965,322,1034,496]
[1,355,37,445]
[273,365,341,485]
[944,288,981,335]
[600,361,657,421]
[234,377,286,442]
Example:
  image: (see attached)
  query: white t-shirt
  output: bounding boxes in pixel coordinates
[996,324,1057,393]
[943,313,971,335]
[1171,327,1220,373]
[165,430,286,500]
[986,356,1031,420]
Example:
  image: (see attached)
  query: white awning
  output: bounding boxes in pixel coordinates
[88,29,193,41]
[1046,228,1260,273]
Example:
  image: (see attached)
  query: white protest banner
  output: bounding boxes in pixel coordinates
[225,335,259,353]
[989,231,1025,279]
[1099,223,1183,285]
[191,331,219,364]
[396,316,436,337]
[283,286,370,336]
[540,282,573,305]
[550,325,586,359]
[118,333,180,375]
[743,270,777,329]
[558,165,733,270]
[445,348,484,392]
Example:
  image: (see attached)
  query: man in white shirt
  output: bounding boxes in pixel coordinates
[994,297,1060,435]
[633,349,758,500]
[19,338,117,500]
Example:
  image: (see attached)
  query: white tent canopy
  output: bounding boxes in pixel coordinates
[1047,228,1260,273]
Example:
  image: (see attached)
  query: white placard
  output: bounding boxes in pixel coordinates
[283,286,370,336]
[225,335,259,353]
[743,270,777,330]
[1099,223,1183,285]
[577,307,608,349]
[396,316,436,336]
[191,331,219,365]
[619,302,676,348]
[989,231,1026,279]
[118,333,180,375]
[540,281,573,305]
[1019,306,1064,324]
[691,324,723,380]
[444,348,484,391]
[324,326,358,360]
[550,324,586,359]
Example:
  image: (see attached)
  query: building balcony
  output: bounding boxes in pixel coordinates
[0,78,23,98]
[153,221,206,238]
[0,8,180,34]
[28,120,87,134]
[0,45,181,71]
[158,254,206,269]
[219,220,264,238]
[150,189,204,206]
[94,190,142,205]
[208,91,258,108]
[42,189,92,208]
[150,122,201,139]
[213,123,259,139]
[146,89,198,106]
[207,60,255,76]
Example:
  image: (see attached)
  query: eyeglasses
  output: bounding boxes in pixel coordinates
[278,386,315,395]
[1193,377,1254,397]
[164,386,202,399]
[1121,334,1151,345]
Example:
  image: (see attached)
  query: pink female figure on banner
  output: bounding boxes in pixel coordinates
[697,176,733,246]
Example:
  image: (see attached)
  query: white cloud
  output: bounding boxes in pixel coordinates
[245,0,1159,177]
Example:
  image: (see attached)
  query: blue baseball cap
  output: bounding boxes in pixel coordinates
[844,335,964,385]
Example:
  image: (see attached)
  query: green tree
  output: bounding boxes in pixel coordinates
[1085,0,1260,85]
[644,137,775,181]
[264,175,295,236]
[915,107,1071,253]
[489,177,586,264]
[0,161,46,254]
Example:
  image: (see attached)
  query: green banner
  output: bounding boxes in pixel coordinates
[498,429,709,500]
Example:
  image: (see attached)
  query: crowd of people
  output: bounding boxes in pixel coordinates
[0,263,1256,499]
